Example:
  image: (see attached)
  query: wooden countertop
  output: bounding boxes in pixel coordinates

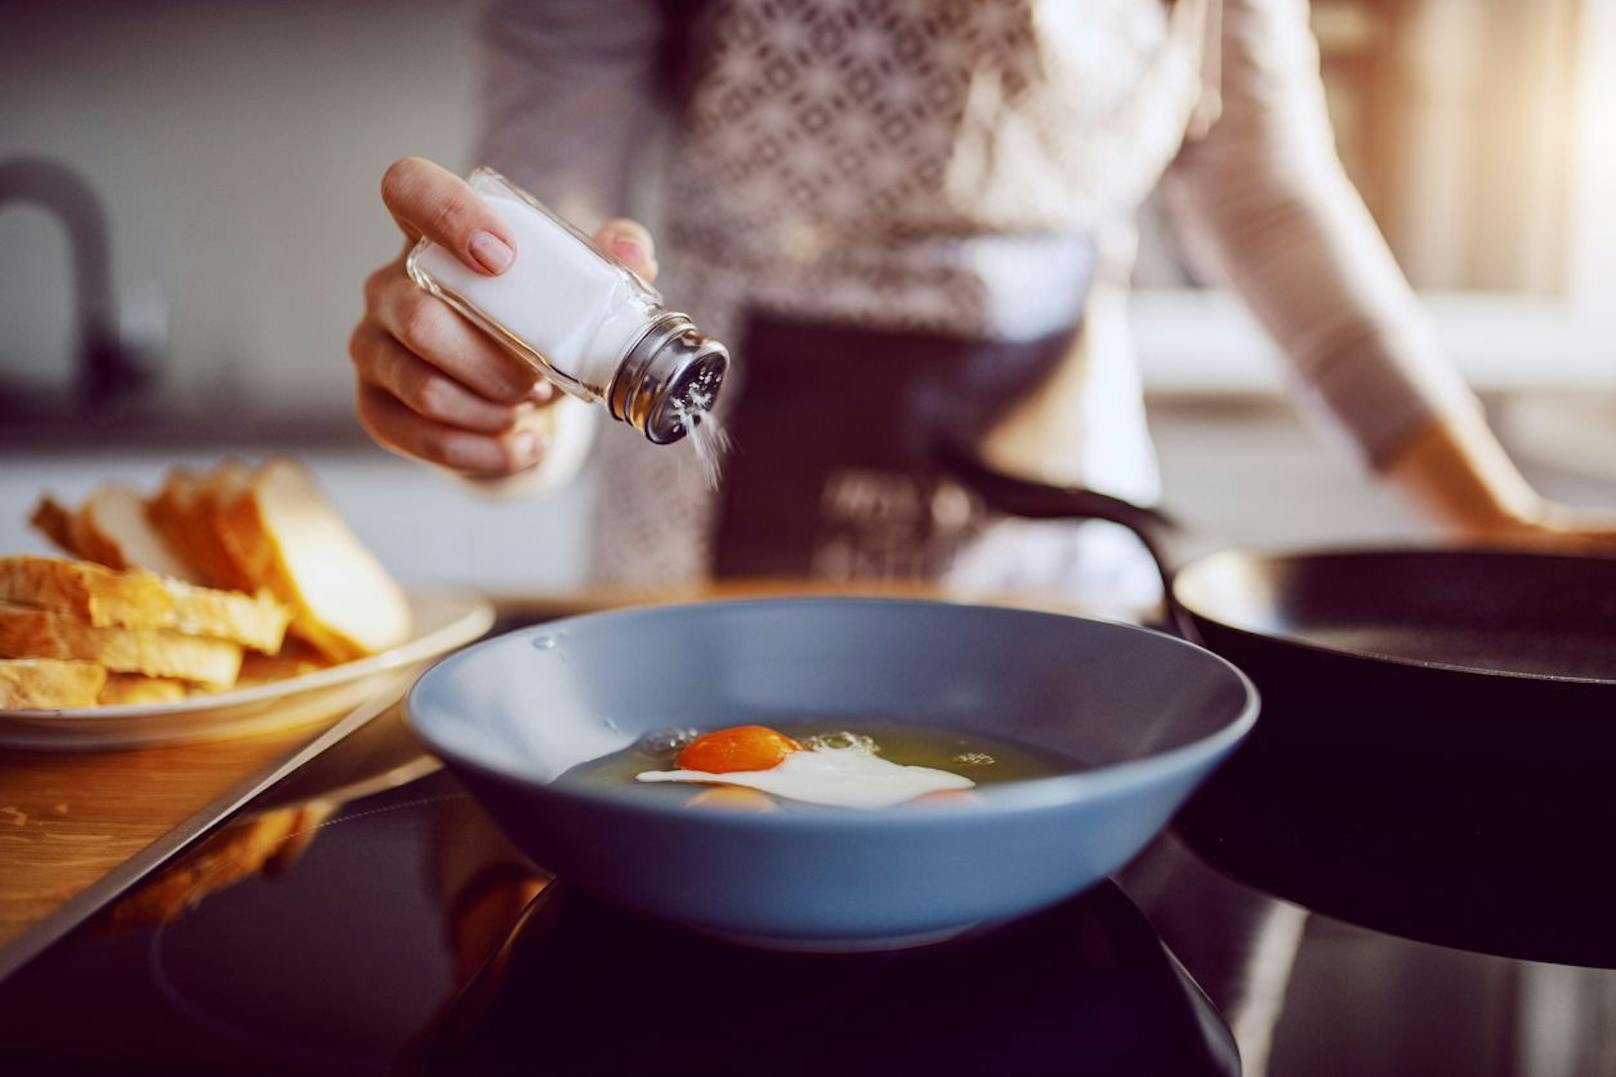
[0,583,1106,974]
[0,712,364,954]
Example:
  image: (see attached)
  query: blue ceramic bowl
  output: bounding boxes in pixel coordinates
[408,598,1258,948]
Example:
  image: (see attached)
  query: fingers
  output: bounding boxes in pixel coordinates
[365,262,548,404]
[380,156,515,274]
[356,384,548,476]
[362,165,654,476]
[1541,503,1616,542]
[594,218,658,282]
[350,325,535,434]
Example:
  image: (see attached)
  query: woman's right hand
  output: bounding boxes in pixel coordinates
[350,156,658,477]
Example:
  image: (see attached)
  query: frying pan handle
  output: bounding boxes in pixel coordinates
[935,441,1199,636]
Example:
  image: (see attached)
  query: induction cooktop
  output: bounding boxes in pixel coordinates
[2,633,1614,1075]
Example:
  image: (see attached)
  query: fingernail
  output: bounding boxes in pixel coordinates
[608,235,648,265]
[514,430,544,463]
[469,230,515,274]
[524,383,553,404]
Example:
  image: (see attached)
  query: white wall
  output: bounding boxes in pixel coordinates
[0,449,595,593]
[0,0,480,416]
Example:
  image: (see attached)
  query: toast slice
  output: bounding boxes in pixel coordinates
[98,674,189,706]
[69,483,204,584]
[29,497,81,558]
[156,578,291,654]
[0,604,243,686]
[200,460,259,587]
[148,468,255,592]
[0,557,291,654]
[189,647,329,695]
[215,460,411,663]
[0,658,108,709]
[236,640,329,687]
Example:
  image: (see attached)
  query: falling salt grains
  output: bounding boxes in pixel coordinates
[670,386,732,489]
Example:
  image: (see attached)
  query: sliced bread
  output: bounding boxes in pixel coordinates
[98,674,189,706]
[0,604,243,686]
[148,467,255,592]
[156,578,291,654]
[199,460,262,592]
[71,483,204,584]
[0,658,108,709]
[29,497,81,558]
[216,460,411,662]
[0,556,290,654]
[236,641,328,687]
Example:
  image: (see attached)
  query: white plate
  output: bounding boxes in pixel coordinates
[0,587,495,750]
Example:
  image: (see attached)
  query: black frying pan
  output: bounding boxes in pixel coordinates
[942,445,1616,967]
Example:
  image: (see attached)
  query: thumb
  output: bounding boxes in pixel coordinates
[594,218,659,282]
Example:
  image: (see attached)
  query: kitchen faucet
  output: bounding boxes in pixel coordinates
[0,155,154,418]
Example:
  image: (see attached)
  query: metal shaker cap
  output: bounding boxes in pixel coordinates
[607,313,730,444]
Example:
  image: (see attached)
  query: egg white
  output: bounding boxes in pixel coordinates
[636,746,975,809]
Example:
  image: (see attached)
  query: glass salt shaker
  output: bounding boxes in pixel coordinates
[405,168,729,445]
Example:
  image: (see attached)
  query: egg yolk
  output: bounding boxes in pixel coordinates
[676,725,802,773]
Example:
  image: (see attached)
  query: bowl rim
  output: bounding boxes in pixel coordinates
[406,596,1261,828]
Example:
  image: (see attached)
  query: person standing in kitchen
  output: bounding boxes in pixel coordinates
[352,0,1614,612]
[349,2,1614,1064]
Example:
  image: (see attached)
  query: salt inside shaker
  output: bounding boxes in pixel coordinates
[405,168,729,445]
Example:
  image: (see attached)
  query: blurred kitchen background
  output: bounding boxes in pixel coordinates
[1,0,1614,591]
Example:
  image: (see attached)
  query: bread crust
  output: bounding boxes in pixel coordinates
[149,468,256,592]
[28,497,81,558]
[73,483,202,583]
[216,460,410,662]
[0,556,290,653]
[0,605,243,686]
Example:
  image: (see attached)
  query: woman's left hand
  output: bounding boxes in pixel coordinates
[1480,503,1616,554]
[1387,415,1616,556]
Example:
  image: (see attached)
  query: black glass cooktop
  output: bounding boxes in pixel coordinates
[2,680,1614,1074]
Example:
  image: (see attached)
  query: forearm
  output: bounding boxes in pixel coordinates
[1163,0,1590,546]
[1169,0,1500,485]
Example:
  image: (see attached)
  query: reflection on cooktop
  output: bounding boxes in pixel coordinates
[0,772,476,1075]
[144,782,470,1072]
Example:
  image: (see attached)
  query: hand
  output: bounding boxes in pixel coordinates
[350,156,658,477]
[1387,414,1616,556]
[1479,502,1616,555]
